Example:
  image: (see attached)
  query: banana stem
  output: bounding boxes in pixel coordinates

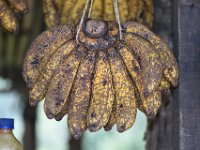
[113,0,122,40]
[76,0,91,42]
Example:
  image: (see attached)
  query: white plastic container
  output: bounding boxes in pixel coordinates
[0,118,22,150]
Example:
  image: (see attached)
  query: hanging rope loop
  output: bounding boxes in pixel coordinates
[76,0,122,43]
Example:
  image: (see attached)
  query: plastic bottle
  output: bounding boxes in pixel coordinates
[0,118,22,150]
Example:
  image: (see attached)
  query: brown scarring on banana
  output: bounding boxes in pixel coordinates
[44,46,86,119]
[43,0,60,28]
[22,19,179,137]
[123,21,179,87]
[87,50,114,132]
[7,0,28,14]
[29,41,76,106]
[0,0,18,32]
[0,0,28,32]
[68,51,96,139]
[124,33,163,96]
[22,25,74,88]
[107,47,137,132]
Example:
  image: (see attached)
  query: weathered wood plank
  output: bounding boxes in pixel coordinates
[173,0,200,149]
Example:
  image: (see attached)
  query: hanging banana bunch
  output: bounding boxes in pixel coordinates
[0,0,28,32]
[43,0,153,28]
[22,0,179,139]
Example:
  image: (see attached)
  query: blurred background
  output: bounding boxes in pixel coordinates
[0,0,173,150]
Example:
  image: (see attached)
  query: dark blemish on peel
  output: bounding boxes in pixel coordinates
[31,57,39,67]
[91,112,96,118]
[134,66,140,73]
[102,80,107,86]
[120,104,123,108]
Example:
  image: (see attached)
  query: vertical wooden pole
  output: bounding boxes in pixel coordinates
[173,0,200,149]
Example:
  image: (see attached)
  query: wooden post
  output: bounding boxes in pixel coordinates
[173,0,200,149]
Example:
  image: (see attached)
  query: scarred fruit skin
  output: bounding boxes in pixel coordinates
[123,21,179,87]
[44,46,86,119]
[68,51,96,138]
[0,0,28,32]
[87,51,115,132]
[107,47,137,132]
[22,25,74,89]
[23,19,179,139]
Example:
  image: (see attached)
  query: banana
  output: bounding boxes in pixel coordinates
[107,47,137,132]
[103,0,115,21]
[87,51,114,132]
[44,46,86,119]
[68,0,86,25]
[127,0,139,21]
[44,0,154,28]
[142,90,161,119]
[22,25,74,88]
[123,21,179,87]
[61,0,77,24]
[159,78,171,95]
[68,51,96,139]
[118,0,128,23]
[136,0,144,24]
[54,0,65,15]
[43,0,59,28]
[118,44,162,118]
[142,0,153,28]
[90,0,103,20]
[7,0,28,14]
[0,0,18,32]
[29,41,76,106]
[124,33,163,96]
[104,98,117,131]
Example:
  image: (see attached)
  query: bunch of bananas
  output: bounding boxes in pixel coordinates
[22,19,179,139]
[43,0,153,28]
[0,0,28,32]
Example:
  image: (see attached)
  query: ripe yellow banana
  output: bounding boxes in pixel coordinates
[118,44,161,118]
[0,0,28,32]
[90,0,103,19]
[0,0,18,32]
[124,33,163,96]
[44,46,86,119]
[54,0,65,15]
[87,51,114,132]
[7,0,28,14]
[22,25,74,88]
[142,0,154,28]
[159,78,171,95]
[117,0,128,23]
[44,0,154,28]
[123,21,179,87]
[142,90,161,119]
[68,51,96,139]
[29,41,76,106]
[103,0,115,21]
[107,47,137,132]
[60,0,77,24]
[104,98,117,131]
[43,0,60,28]
[127,0,139,21]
